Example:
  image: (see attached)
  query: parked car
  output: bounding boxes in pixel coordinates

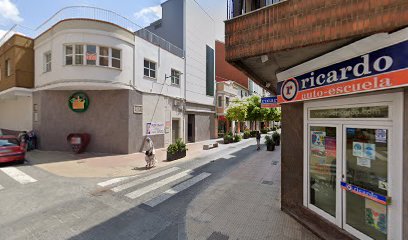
[0,136,25,164]
[0,129,3,136]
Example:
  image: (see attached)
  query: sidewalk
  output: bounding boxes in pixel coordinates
[184,146,318,240]
[26,138,253,178]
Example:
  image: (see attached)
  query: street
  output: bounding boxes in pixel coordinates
[0,139,317,240]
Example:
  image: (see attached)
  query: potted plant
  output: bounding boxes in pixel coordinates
[223,132,234,144]
[260,128,268,134]
[233,134,242,143]
[243,130,251,139]
[272,131,281,146]
[265,135,275,151]
[167,138,188,161]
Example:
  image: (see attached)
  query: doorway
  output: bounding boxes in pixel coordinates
[188,114,195,143]
[304,92,403,240]
[172,119,180,144]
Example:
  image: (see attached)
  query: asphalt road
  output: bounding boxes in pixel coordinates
[0,139,317,240]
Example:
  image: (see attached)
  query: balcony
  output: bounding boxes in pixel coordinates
[225,0,408,93]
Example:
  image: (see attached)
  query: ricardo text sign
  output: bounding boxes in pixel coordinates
[277,40,408,103]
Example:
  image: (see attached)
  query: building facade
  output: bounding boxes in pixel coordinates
[0,1,216,154]
[225,0,408,239]
[145,0,216,143]
[0,35,34,134]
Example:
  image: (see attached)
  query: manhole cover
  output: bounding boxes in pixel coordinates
[207,231,229,240]
[262,180,274,185]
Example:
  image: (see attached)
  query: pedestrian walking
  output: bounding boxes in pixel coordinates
[256,131,261,150]
[144,137,157,169]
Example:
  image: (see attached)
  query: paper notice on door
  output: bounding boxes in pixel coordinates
[378,180,388,191]
[357,157,371,168]
[375,129,387,143]
[365,199,387,234]
[353,142,364,157]
[363,143,376,160]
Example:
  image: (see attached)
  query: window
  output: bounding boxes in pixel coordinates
[217,96,223,107]
[171,69,181,85]
[144,59,156,79]
[225,97,230,107]
[86,45,97,65]
[65,45,73,65]
[5,59,11,77]
[65,44,121,69]
[44,52,52,72]
[206,45,215,96]
[99,47,109,67]
[111,48,121,69]
[75,45,84,65]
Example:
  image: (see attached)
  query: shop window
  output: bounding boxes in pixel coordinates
[111,48,121,69]
[75,45,84,65]
[86,45,97,65]
[99,47,109,67]
[171,69,181,85]
[144,59,156,79]
[65,45,73,65]
[5,59,11,77]
[309,126,337,217]
[225,97,230,107]
[44,52,52,72]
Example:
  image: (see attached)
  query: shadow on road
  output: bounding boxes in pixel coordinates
[67,144,262,240]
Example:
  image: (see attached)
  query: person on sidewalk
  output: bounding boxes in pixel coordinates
[256,131,261,150]
[144,137,157,169]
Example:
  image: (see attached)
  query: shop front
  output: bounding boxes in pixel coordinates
[304,92,402,240]
[277,30,407,239]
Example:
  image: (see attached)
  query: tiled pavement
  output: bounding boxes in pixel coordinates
[184,147,319,240]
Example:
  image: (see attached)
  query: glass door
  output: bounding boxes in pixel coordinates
[308,125,341,224]
[342,126,390,240]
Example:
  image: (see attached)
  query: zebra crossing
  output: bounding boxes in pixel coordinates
[97,167,212,207]
[0,166,38,190]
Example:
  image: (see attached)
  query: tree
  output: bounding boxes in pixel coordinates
[245,95,262,130]
[225,98,247,133]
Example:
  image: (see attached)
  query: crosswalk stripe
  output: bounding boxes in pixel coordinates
[112,167,180,193]
[144,172,211,207]
[0,167,37,184]
[98,176,132,187]
[0,184,4,190]
[125,169,193,199]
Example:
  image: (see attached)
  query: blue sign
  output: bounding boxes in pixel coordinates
[261,96,279,108]
[341,182,389,205]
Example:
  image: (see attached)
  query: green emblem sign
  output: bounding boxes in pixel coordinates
[69,92,89,113]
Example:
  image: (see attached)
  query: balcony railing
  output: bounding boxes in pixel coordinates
[227,0,285,19]
[0,6,184,58]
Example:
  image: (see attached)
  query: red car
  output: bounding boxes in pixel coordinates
[0,135,25,164]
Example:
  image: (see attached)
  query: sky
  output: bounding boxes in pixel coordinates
[0,0,227,41]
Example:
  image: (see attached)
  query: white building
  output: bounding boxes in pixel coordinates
[29,2,215,154]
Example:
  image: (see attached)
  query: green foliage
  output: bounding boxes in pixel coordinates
[223,132,234,144]
[250,130,257,137]
[167,139,187,155]
[246,95,261,122]
[243,131,251,139]
[260,128,268,134]
[264,135,275,146]
[272,131,281,145]
[225,98,247,122]
[233,134,242,142]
